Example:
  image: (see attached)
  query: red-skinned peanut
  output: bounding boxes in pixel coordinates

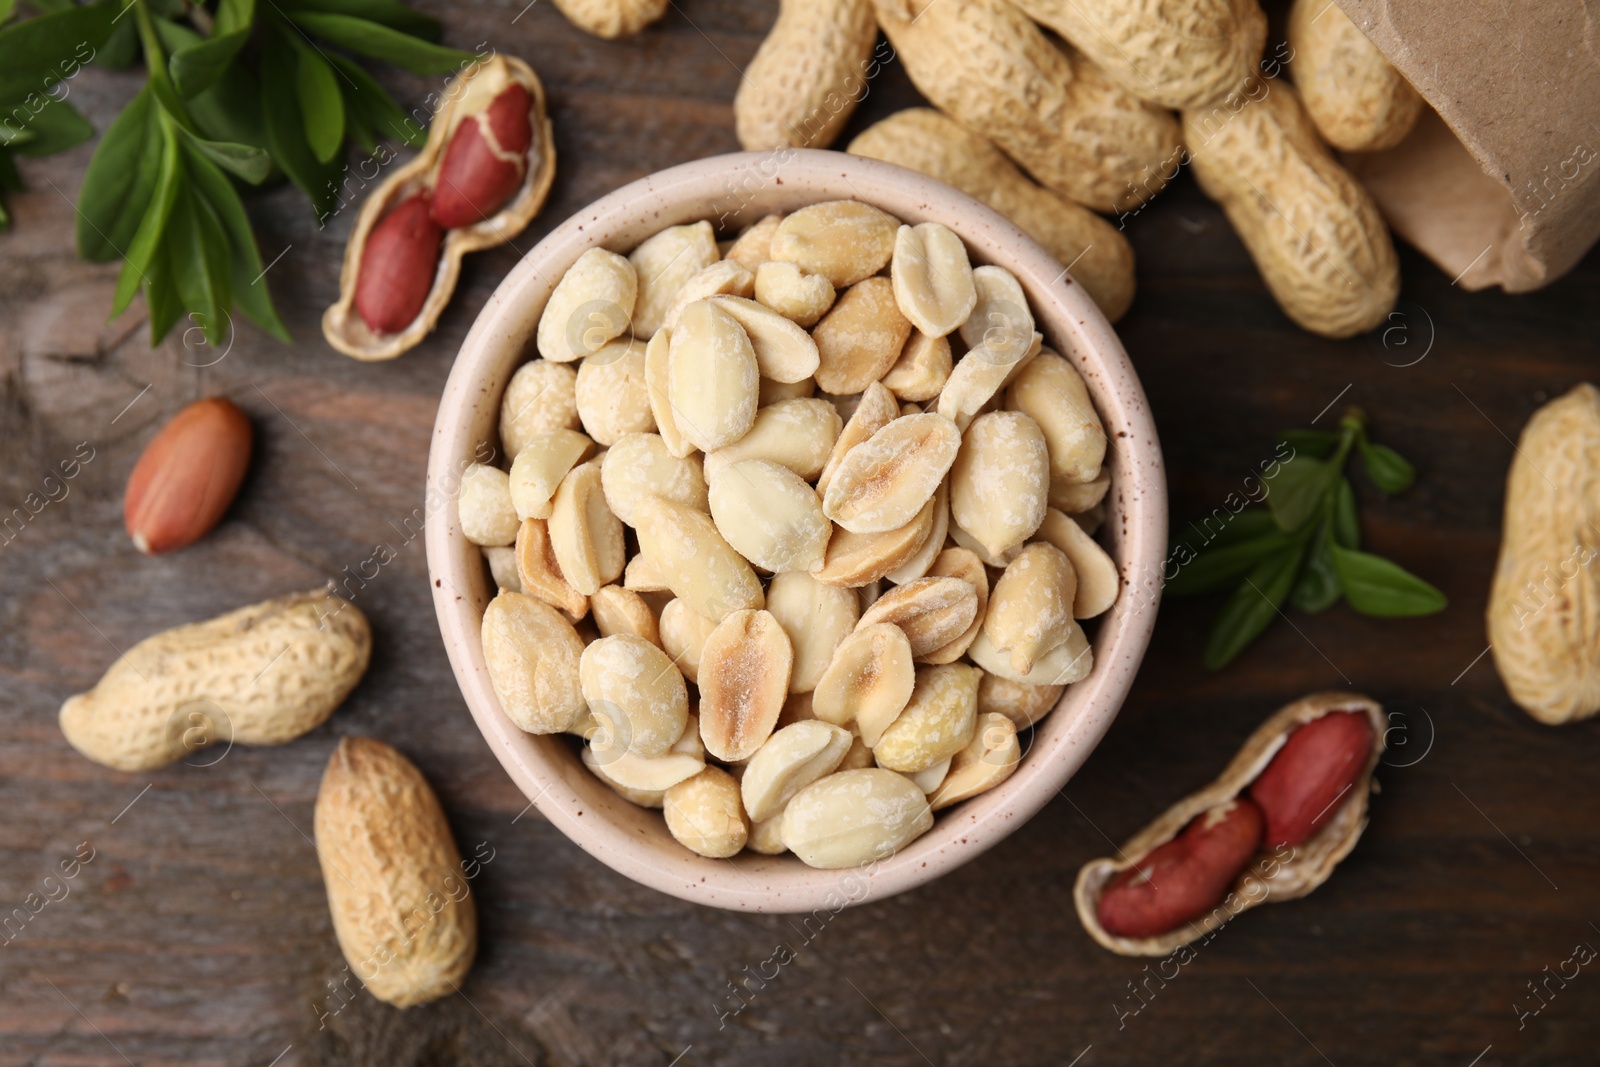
[355,194,443,334]
[430,84,532,229]
[1249,710,1374,847]
[124,397,253,554]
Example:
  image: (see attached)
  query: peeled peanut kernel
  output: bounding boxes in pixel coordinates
[884,481,949,585]
[589,584,660,646]
[629,220,718,338]
[891,223,977,337]
[1050,469,1111,514]
[667,300,760,453]
[748,813,787,854]
[664,767,748,858]
[708,459,831,572]
[937,330,1042,431]
[985,543,1077,674]
[579,633,689,759]
[459,463,520,547]
[483,545,521,593]
[537,247,638,362]
[704,398,842,483]
[514,518,588,618]
[812,277,915,395]
[710,295,820,383]
[658,598,719,683]
[979,672,1063,729]
[662,260,756,331]
[726,213,782,272]
[584,712,705,798]
[548,463,625,596]
[765,570,860,693]
[781,768,933,869]
[839,731,875,771]
[509,429,594,521]
[1006,350,1106,484]
[921,547,988,663]
[812,623,916,745]
[969,620,1092,686]
[599,432,707,525]
[858,575,978,659]
[644,328,693,458]
[949,410,1050,559]
[754,260,836,328]
[823,412,960,534]
[1036,507,1120,618]
[698,609,793,761]
[857,578,885,614]
[814,489,939,588]
[903,756,951,795]
[633,496,764,621]
[882,330,952,403]
[958,265,1035,360]
[481,591,586,733]
[817,381,899,493]
[759,375,816,405]
[501,360,580,459]
[777,689,817,729]
[575,339,654,446]
[741,720,853,821]
[770,200,900,288]
[949,519,1021,567]
[873,663,981,773]
[624,552,671,593]
[929,712,1020,811]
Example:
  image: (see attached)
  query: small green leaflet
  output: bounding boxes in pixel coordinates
[1329,544,1447,617]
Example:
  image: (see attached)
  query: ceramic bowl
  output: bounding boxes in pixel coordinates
[425,149,1166,913]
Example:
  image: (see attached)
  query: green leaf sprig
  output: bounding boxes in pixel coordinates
[1166,407,1447,670]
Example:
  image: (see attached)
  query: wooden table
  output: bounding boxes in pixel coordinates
[3,4,1597,1064]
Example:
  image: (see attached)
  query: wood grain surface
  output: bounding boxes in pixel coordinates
[2,3,1598,1065]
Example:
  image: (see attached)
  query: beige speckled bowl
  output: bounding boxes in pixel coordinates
[426,150,1166,913]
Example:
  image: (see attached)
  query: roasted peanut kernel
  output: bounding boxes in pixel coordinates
[710,295,821,383]
[754,260,836,328]
[949,410,1050,559]
[759,375,817,405]
[548,462,625,596]
[501,360,580,459]
[958,264,1035,359]
[748,813,787,854]
[708,459,832,572]
[873,663,981,773]
[599,432,708,526]
[814,489,940,588]
[483,545,521,593]
[509,429,594,521]
[704,398,842,484]
[459,463,521,547]
[726,213,783,272]
[812,277,915,395]
[633,496,765,621]
[629,220,719,338]
[777,689,817,729]
[741,720,854,822]
[658,598,719,683]
[822,412,961,534]
[1006,350,1106,484]
[698,609,794,761]
[589,584,660,646]
[948,519,1021,567]
[624,552,672,593]
[921,547,988,663]
[579,633,689,759]
[664,767,749,858]
[929,712,1020,811]
[1035,507,1120,618]
[812,622,916,745]
[891,222,977,337]
[644,328,693,458]
[481,591,586,734]
[1050,469,1111,514]
[537,247,638,363]
[985,543,1077,674]
[858,575,979,659]
[937,330,1042,431]
[979,672,1063,729]
[817,381,900,493]
[514,518,588,618]
[583,712,705,799]
[838,731,875,771]
[968,619,1092,686]
[667,300,760,453]
[575,339,654,446]
[765,569,860,693]
[882,329,953,402]
[769,200,900,288]
[884,481,949,585]
[781,768,933,869]
[662,260,757,331]
[902,756,951,795]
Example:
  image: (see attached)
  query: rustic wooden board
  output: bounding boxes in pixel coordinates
[2,3,1598,1065]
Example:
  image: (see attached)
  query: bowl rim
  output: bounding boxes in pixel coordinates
[425,148,1167,913]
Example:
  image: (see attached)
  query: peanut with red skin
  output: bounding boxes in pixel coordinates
[1097,798,1264,939]
[355,194,443,334]
[431,85,533,229]
[123,397,252,555]
[1249,710,1374,847]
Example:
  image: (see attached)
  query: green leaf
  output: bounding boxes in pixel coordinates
[188,59,269,151]
[288,11,472,74]
[329,51,425,148]
[97,14,139,68]
[1333,478,1359,550]
[1279,429,1339,460]
[1164,532,1296,598]
[215,0,255,35]
[182,127,270,183]
[1290,523,1342,613]
[76,85,159,261]
[165,184,232,344]
[1203,543,1307,670]
[26,0,75,11]
[143,241,184,342]
[0,0,17,25]
[0,1,114,76]
[293,40,344,163]
[169,26,249,98]
[1329,545,1447,617]
[282,0,440,40]
[261,25,343,220]
[11,96,92,155]
[1265,453,1338,533]
[150,10,200,50]
[1359,439,1416,494]
[181,134,291,340]
[112,112,181,317]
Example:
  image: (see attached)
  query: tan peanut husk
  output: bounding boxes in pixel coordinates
[314,737,477,1007]
[323,55,556,360]
[735,0,880,151]
[60,589,371,772]
[1487,383,1600,724]
[550,0,666,38]
[1074,692,1385,957]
